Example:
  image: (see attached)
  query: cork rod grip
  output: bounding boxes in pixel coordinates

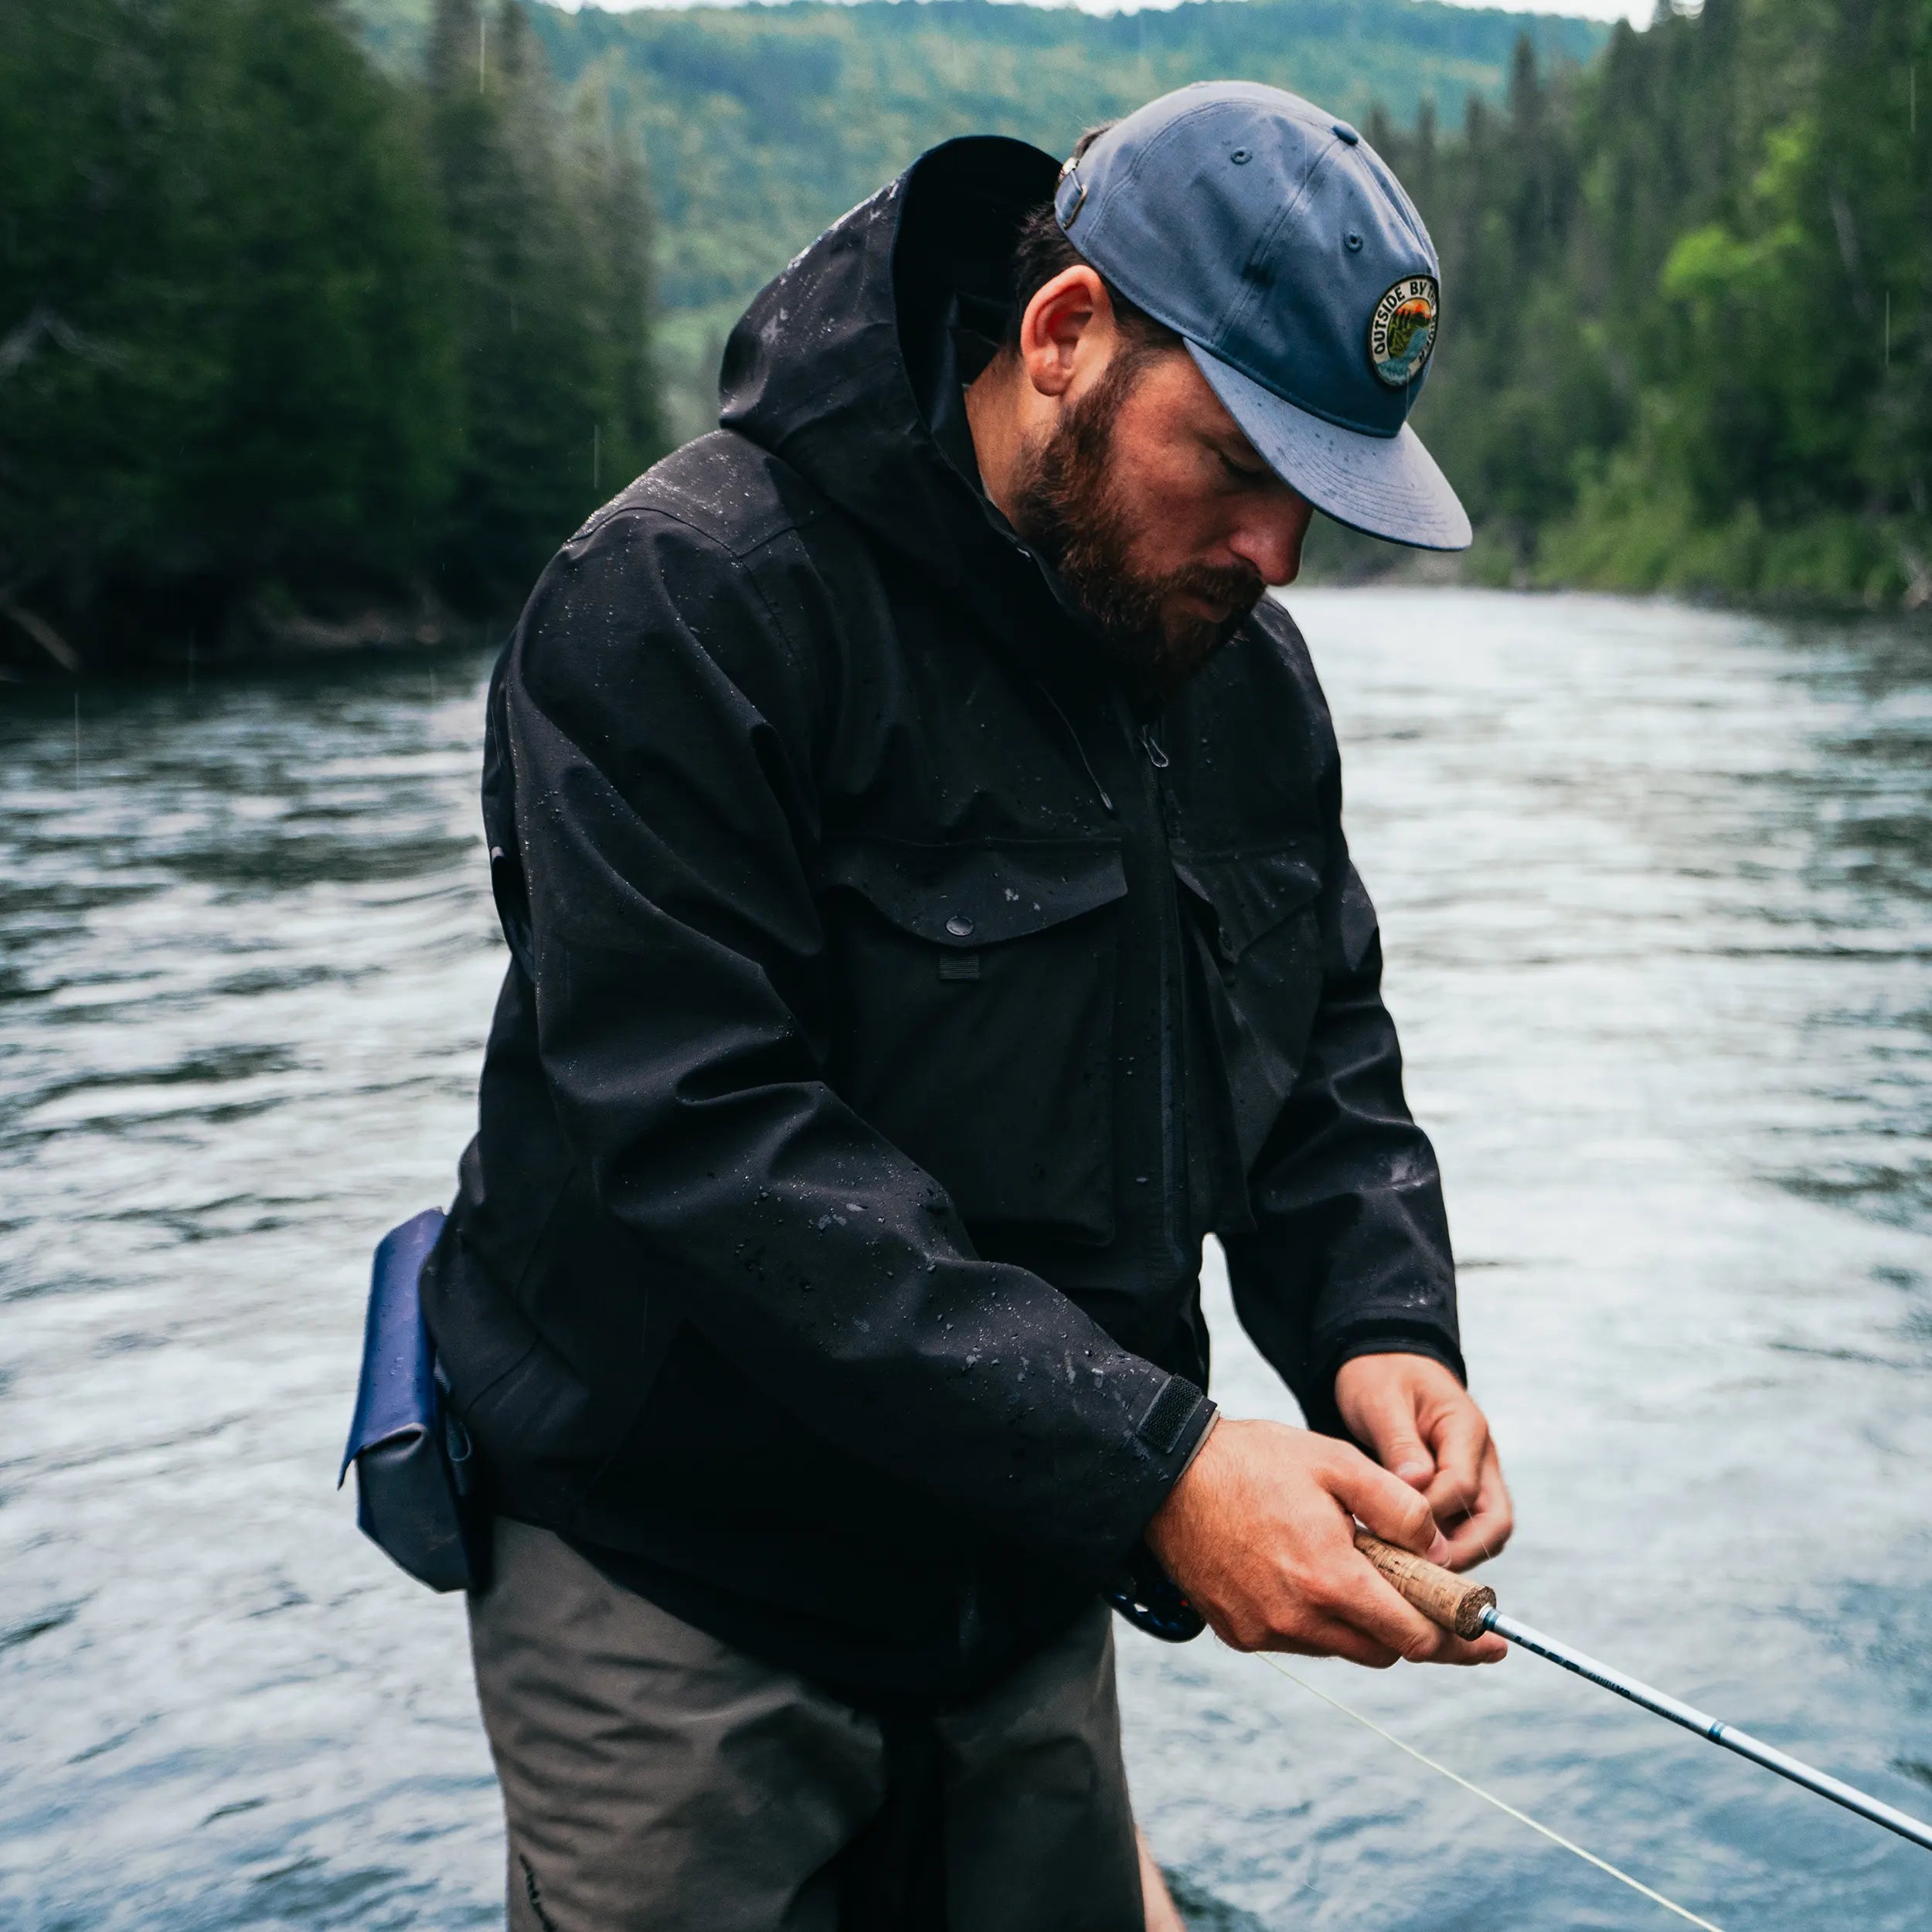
[1353,1529,1497,1640]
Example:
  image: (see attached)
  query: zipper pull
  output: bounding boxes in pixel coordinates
[1140,723,1170,770]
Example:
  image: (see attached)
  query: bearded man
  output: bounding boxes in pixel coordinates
[424,82,1515,1932]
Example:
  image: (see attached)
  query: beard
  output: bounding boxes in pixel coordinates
[1008,348,1267,709]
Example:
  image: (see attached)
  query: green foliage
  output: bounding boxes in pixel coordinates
[426,0,667,604]
[0,0,666,670]
[12,0,1924,652]
[0,0,459,655]
[1360,0,1932,607]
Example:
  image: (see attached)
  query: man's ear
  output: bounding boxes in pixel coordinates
[1018,266,1114,400]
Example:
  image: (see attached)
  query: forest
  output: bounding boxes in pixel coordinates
[2,0,1927,675]
[0,0,665,674]
[1367,0,1932,603]
[493,0,1606,438]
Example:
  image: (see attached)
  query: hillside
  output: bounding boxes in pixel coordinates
[12,0,1919,680]
[345,0,1930,611]
[352,0,1608,432]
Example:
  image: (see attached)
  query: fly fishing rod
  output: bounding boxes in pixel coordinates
[1353,1530,1932,1855]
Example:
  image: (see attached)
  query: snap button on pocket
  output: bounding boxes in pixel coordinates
[945,915,975,938]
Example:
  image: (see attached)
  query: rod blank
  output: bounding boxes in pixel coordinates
[1481,1607,1932,1855]
[1352,1530,1932,1854]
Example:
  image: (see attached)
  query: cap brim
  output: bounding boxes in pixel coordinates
[1187,342,1472,552]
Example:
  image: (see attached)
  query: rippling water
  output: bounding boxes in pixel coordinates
[3,591,1929,1930]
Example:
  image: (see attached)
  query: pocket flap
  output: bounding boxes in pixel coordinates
[824,838,1127,947]
[341,1207,447,1482]
[1172,840,1325,964]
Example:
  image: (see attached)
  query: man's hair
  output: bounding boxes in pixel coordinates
[1006,121,1182,354]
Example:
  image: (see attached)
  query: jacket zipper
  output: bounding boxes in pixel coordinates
[1138,714,1183,1267]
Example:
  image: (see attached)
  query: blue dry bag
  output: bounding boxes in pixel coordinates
[338,1208,487,1592]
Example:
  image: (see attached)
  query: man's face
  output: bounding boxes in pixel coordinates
[1009,342,1315,706]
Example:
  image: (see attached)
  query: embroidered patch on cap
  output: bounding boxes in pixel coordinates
[1367,277,1439,388]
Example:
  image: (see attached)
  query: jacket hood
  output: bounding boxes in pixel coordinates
[719,137,1061,587]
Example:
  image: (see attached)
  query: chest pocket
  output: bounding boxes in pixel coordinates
[1172,839,1327,1185]
[821,838,1127,1244]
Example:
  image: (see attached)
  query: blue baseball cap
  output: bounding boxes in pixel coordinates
[1054,82,1471,551]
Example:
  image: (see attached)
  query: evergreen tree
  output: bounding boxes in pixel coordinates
[0,0,668,672]
[1356,0,1932,603]
[7,0,1928,655]
[425,0,666,607]
[0,0,461,664]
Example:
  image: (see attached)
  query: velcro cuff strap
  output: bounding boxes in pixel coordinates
[1136,1376,1206,1458]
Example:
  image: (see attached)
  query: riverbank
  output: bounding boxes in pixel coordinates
[8,526,1929,687]
[1301,512,1932,615]
[0,587,516,685]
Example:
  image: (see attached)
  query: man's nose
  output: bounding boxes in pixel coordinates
[1226,495,1314,587]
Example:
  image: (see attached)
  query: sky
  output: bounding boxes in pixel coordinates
[554,0,1662,22]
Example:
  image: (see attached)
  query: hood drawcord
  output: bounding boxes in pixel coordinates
[1036,683,1115,818]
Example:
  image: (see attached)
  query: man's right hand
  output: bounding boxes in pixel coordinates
[1144,1418,1506,1668]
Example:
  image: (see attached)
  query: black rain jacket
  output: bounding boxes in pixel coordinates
[422,136,1462,1706]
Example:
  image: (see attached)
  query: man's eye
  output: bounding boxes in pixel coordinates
[1218,451,1268,485]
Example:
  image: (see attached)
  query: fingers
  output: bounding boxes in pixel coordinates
[1418,1628,1507,1666]
[1329,1560,1505,1667]
[1342,1375,1437,1491]
[1420,1400,1486,1524]
[1217,1611,1403,1670]
[1437,1443,1515,1572]
[1209,1566,1506,1668]
[1325,1444,1442,1560]
[1148,1413,1505,1673]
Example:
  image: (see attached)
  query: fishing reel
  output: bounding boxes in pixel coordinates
[1105,1543,1206,1642]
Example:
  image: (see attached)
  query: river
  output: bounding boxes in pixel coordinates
[3,589,1928,1930]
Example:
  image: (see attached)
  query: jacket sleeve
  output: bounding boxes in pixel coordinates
[495,499,1213,1580]
[1221,813,1464,1440]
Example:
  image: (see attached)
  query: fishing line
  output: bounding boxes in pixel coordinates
[1346,1528,1932,1854]
[1253,1651,1726,1932]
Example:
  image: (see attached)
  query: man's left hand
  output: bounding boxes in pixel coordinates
[1332,1354,1513,1573]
